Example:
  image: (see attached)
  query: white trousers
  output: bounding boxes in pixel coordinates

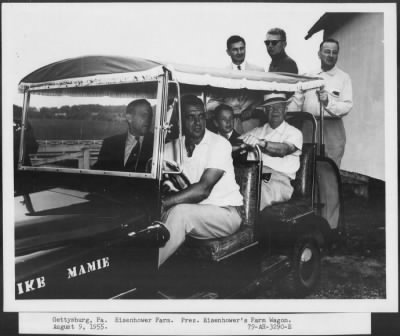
[158,204,242,266]
[260,173,294,210]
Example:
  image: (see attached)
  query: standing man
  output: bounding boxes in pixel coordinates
[295,38,353,234]
[265,28,298,74]
[207,35,264,134]
[161,95,243,266]
[94,99,154,172]
[302,38,353,167]
[226,35,264,71]
[239,93,302,210]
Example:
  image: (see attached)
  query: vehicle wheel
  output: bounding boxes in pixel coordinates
[281,235,321,298]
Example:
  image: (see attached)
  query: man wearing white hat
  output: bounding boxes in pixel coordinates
[239,93,303,209]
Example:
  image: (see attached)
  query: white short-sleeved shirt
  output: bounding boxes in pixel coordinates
[164,130,243,207]
[246,121,303,180]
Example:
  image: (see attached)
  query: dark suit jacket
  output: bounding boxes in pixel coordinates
[93,132,154,172]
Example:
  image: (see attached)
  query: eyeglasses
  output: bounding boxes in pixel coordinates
[264,40,283,47]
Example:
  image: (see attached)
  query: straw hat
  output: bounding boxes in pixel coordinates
[260,92,289,106]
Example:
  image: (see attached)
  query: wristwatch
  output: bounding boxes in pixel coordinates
[260,139,268,150]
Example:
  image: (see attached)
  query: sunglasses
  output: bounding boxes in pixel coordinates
[264,40,283,47]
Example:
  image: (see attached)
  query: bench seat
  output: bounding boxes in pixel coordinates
[180,114,317,262]
[184,226,257,262]
[260,198,313,223]
[180,161,262,261]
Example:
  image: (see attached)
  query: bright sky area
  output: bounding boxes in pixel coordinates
[3,2,328,107]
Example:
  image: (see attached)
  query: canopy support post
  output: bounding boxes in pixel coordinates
[319,95,325,157]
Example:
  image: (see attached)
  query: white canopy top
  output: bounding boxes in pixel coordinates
[19,55,324,93]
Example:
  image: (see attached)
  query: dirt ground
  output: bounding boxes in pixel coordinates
[263,179,387,299]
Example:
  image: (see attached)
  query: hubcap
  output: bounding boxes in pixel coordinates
[299,246,315,284]
[300,247,313,262]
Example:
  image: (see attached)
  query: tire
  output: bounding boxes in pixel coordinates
[281,234,321,298]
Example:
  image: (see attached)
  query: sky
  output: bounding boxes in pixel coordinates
[3,2,327,107]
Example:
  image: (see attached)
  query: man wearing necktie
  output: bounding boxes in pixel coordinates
[93,99,153,172]
[225,35,264,72]
[207,35,264,134]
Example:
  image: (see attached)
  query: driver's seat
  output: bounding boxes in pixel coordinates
[182,159,262,262]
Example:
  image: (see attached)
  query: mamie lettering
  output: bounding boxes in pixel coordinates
[67,257,110,279]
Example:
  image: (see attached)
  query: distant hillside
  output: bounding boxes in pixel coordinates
[25,104,127,121]
[29,119,127,140]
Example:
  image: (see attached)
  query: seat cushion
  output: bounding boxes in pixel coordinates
[260,198,313,224]
[179,161,261,262]
[183,226,256,262]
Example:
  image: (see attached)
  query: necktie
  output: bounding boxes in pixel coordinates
[125,137,141,171]
[238,65,241,70]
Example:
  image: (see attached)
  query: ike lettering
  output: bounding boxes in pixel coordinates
[16,276,46,295]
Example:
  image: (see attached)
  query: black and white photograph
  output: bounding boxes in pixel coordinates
[1,2,398,331]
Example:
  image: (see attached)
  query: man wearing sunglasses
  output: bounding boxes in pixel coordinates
[265,28,298,74]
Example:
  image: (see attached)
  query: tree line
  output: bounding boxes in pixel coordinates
[15,104,127,121]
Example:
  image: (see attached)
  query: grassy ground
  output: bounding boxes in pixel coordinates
[264,181,387,299]
[310,182,386,299]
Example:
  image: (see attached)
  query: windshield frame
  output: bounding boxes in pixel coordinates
[18,78,166,180]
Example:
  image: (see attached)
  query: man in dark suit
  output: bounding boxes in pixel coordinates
[93,99,153,172]
[213,104,247,163]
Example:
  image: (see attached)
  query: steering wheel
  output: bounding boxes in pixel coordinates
[145,158,190,193]
[161,160,190,194]
[162,160,190,192]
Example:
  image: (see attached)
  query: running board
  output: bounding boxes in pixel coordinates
[227,255,290,298]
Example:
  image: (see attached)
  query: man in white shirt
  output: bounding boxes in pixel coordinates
[290,38,352,168]
[225,35,264,71]
[239,93,303,210]
[207,35,264,134]
[160,95,243,266]
[286,39,351,232]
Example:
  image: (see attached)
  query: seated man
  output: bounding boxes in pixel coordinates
[93,99,153,172]
[160,95,243,266]
[239,93,302,210]
[213,103,247,163]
